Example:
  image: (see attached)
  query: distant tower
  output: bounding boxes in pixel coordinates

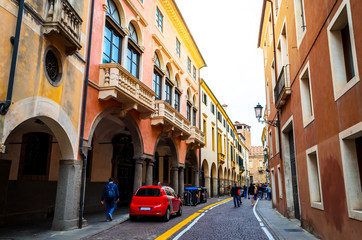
[234,122,251,150]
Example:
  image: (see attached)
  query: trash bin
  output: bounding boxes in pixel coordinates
[185,187,200,206]
[183,190,192,206]
[199,187,208,203]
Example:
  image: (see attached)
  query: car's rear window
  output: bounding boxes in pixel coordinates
[136,188,160,197]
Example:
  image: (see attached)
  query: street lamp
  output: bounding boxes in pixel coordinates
[254,103,279,127]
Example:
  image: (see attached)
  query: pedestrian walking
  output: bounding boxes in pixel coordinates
[248,183,256,207]
[266,184,272,200]
[231,183,240,207]
[243,185,247,198]
[237,186,242,205]
[101,178,120,221]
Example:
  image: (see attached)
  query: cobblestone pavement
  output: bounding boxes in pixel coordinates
[84,196,269,240]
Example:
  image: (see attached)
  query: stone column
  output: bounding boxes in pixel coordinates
[133,158,144,194]
[170,167,179,193]
[52,160,82,230]
[161,75,166,100]
[204,176,211,198]
[193,169,199,187]
[178,166,184,196]
[145,158,155,186]
[213,177,218,197]
[121,35,129,68]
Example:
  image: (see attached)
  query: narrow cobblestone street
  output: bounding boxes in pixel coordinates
[85,197,269,240]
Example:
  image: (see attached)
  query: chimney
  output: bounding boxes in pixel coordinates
[222,104,228,112]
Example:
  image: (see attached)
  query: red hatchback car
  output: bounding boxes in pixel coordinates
[129,185,182,221]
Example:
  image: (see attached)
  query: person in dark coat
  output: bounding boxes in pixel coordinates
[231,183,240,207]
[248,183,256,207]
[101,178,120,221]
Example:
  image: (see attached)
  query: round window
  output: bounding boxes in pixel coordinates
[44,47,62,87]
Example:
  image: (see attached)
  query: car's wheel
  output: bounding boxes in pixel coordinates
[130,215,137,221]
[177,204,182,216]
[163,207,170,222]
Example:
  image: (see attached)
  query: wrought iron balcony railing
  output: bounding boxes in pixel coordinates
[98,63,156,117]
[152,100,191,138]
[44,0,82,55]
[274,65,291,109]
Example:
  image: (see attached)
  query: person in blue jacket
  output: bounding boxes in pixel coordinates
[101,178,120,221]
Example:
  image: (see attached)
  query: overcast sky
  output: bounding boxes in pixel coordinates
[175,0,266,146]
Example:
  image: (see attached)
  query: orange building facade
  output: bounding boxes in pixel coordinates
[258,0,362,239]
[82,0,205,214]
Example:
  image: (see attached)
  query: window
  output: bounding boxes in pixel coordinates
[294,0,306,46]
[223,119,226,128]
[187,57,191,73]
[327,1,359,100]
[127,23,140,78]
[153,53,162,100]
[165,81,172,105]
[212,126,215,151]
[202,92,207,105]
[165,67,172,105]
[186,103,191,122]
[277,165,283,198]
[306,146,323,210]
[193,66,196,79]
[217,111,222,122]
[339,122,362,221]
[19,132,51,180]
[103,22,122,64]
[211,103,215,114]
[192,108,197,126]
[249,161,252,168]
[300,63,314,127]
[44,47,63,87]
[174,92,180,112]
[176,38,180,57]
[156,7,163,32]
[106,0,120,25]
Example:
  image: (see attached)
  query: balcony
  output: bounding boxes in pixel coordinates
[274,65,291,109]
[231,161,235,169]
[151,101,191,138]
[259,167,264,172]
[218,153,225,165]
[98,63,156,118]
[44,0,82,55]
[186,126,205,147]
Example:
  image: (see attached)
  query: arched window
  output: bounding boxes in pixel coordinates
[174,76,181,112]
[106,0,120,25]
[153,53,163,100]
[127,23,140,78]
[129,23,138,44]
[165,66,172,105]
[103,0,122,64]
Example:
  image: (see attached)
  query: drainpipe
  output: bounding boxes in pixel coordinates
[78,0,95,229]
[198,78,202,187]
[0,0,24,115]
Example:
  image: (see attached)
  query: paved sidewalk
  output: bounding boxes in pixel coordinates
[0,208,129,240]
[256,199,318,240]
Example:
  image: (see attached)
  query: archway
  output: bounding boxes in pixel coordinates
[153,136,179,193]
[85,110,143,210]
[201,160,210,194]
[210,163,217,197]
[1,116,76,227]
[184,149,198,188]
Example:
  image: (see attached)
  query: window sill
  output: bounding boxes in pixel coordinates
[311,201,324,210]
[334,75,360,101]
[303,115,314,128]
[348,209,362,222]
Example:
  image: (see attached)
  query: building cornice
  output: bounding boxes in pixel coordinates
[159,0,206,68]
